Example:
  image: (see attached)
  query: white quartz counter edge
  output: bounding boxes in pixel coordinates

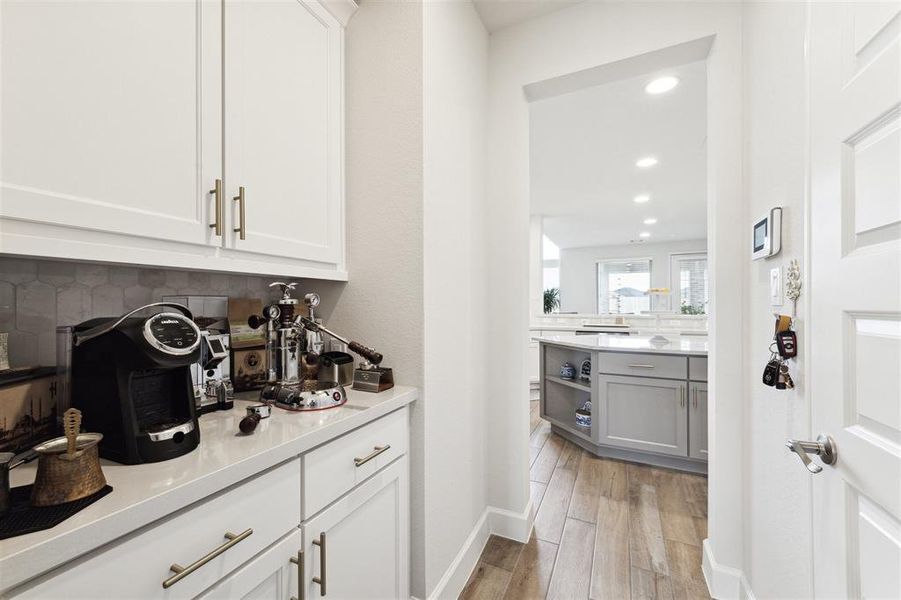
[537,334,708,356]
[0,386,418,593]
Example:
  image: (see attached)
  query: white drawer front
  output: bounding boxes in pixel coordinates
[689,357,708,382]
[303,408,408,519]
[598,352,688,380]
[11,460,301,600]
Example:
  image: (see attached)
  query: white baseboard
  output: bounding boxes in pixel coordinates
[702,538,744,600]
[425,500,534,600]
[426,509,490,600]
[739,574,757,600]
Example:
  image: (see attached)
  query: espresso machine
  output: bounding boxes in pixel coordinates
[63,303,201,464]
[192,330,234,414]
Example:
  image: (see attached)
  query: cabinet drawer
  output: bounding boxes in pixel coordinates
[11,460,301,600]
[303,408,408,519]
[689,357,708,382]
[598,352,688,380]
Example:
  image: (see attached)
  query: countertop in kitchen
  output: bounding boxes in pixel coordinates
[0,386,417,593]
[537,333,708,356]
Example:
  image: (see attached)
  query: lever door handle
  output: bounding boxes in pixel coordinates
[786,434,837,474]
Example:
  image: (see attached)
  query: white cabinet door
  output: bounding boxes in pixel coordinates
[223,0,344,266]
[301,457,409,600]
[0,0,222,249]
[596,375,688,457]
[689,382,708,460]
[201,530,303,600]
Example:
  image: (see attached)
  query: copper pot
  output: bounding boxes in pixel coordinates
[31,409,107,507]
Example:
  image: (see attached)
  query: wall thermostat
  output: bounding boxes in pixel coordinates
[752,207,782,260]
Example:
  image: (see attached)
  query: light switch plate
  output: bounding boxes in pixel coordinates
[770,267,783,305]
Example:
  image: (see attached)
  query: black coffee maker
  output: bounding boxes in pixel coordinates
[69,303,202,464]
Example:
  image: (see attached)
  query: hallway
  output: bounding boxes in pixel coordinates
[461,403,710,599]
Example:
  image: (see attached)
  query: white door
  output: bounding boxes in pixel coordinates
[223,0,343,264]
[808,2,901,598]
[301,458,409,600]
[201,530,303,600]
[0,0,222,247]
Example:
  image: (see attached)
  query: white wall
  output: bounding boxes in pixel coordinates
[486,3,745,597]
[741,3,812,598]
[423,1,489,596]
[320,3,491,598]
[559,239,706,314]
[316,1,428,594]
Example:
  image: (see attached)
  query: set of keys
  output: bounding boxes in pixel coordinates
[762,314,798,390]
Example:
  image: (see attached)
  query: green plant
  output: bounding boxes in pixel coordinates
[543,288,560,314]
[680,303,706,315]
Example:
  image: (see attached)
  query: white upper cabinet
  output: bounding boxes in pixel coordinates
[223,0,343,265]
[0,0,221,248]
[0,0,350,280]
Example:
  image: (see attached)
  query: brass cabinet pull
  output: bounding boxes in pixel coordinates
[692,387,698,410]
[627,364,655,369]
[290,549,305,600]
[162,528,253,589]
[209,179,223,236]
[233,186,246,240]
[312,532,326,596]
[353,444,390,467]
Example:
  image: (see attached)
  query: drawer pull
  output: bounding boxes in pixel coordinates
[162,528,253,588]
[290,550,305,600]
[627,364,656,369]
[354,444,391,467]
[313,532,327,596]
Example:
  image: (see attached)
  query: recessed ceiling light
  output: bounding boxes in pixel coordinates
[636,156,658,168]
[633,195,650,204]
[643,218,658,225]
[639,231,651,238]
[645,76,679,95]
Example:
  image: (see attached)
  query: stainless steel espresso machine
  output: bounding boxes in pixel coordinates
[247,283,392,411]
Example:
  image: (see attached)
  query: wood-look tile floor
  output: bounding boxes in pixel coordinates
[460,401,710,600]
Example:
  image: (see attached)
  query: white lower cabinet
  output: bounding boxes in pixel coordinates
[301,457,410,600]
[596,374,688,457]
[689,382,708,460]
[200,530,303,600]
[6,409,411,600]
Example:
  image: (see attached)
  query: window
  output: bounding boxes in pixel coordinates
[542,235,560,302]
[597,259,651,314]
[671,253,708,314]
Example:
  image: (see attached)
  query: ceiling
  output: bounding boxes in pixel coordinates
[472,0,585,33]
[530,60,707,249]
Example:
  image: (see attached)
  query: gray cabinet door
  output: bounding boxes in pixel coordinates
[689,382,708,460]
[596,375,688,456]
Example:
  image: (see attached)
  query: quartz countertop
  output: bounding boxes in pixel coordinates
[537,333,708,356]
[0,386,418,592]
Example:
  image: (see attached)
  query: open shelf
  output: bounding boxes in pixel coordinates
[546,375,591,392]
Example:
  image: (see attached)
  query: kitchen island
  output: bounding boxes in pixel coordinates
[538,334,708,473]
[1,386,417,599]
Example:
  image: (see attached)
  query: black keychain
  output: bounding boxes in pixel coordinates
[776,330,797,359]
[762,357,781,387]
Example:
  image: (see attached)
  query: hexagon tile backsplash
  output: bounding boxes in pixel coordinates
[0,256,277,368]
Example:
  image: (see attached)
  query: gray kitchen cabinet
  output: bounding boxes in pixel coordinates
[689,382,708,460]
[596,374,688,457]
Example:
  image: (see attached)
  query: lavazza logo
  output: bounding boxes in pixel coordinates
[160,319,180,325]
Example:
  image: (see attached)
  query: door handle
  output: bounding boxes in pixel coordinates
[312,532,326,596]
[290,549,304,600]
[233,186,246,240]
[785,435,837,474]
[209,179,223,236]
